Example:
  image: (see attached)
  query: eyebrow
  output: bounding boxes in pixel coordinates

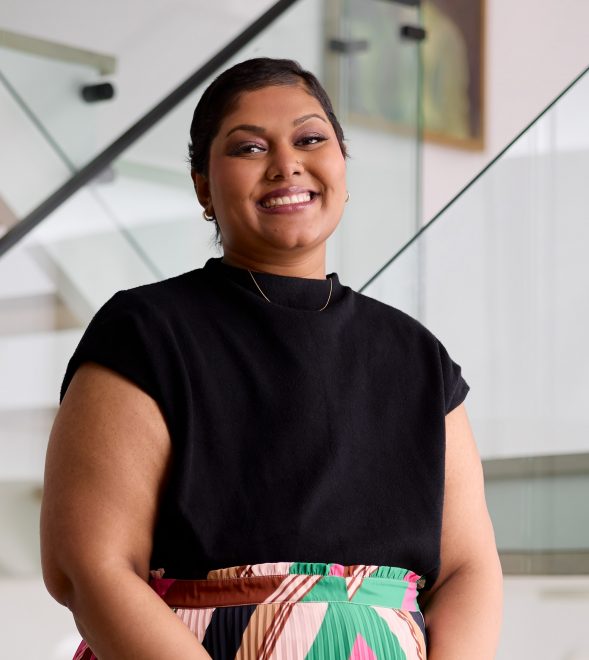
[293,113,328,126]
[225,113,327,138]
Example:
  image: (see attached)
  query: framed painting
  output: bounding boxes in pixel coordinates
[324,0,485,150]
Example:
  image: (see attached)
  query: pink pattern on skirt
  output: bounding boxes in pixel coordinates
[348,633,378,660]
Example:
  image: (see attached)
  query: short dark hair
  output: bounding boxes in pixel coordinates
[188,57,347,247]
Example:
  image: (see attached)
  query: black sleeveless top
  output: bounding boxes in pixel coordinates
[60,257,469,588]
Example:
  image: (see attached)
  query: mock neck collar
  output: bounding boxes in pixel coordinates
[203,256,345,312]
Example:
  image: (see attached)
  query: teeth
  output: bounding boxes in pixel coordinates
[262,192,312,208]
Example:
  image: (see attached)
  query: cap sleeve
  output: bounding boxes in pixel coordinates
[60,290,164,406]
[436,339,470,414]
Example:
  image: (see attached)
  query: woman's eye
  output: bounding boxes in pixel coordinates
[297,134,327,146]
[231,143,265,155]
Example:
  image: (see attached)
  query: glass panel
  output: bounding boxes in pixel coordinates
[0,46,108,169]
[0,0,421,288]
[0,51,81,225]
[362,64,589,659]
[327,0,422,286]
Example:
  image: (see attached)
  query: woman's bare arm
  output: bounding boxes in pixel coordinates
[41,363,211,659]
[418,403,503,659]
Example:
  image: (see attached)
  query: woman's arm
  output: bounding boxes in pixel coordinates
[41,363,211,660]
[418,403,503,659]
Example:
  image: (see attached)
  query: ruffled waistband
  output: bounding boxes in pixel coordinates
[149,561,424,612]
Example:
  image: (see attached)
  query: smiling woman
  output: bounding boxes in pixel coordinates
[41,58,502,660]
[189,58,348,277]
[192,84,347,270]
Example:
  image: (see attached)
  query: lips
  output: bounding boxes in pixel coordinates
[258,187,318,209]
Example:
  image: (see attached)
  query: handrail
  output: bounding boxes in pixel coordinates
[0,29,117,75]
[0,0,299,258]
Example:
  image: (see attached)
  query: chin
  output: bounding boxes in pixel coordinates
[265,226,330,249]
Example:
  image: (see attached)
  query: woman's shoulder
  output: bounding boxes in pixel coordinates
[67,267,212,372]
[60,268,211,406]
[114,267,207,301]
[96,267,211,319]
[349,288,439,346]
[352,289,469,413]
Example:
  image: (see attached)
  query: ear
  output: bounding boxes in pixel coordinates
[191,171,212,210]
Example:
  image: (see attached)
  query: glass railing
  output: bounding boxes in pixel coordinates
[0,4,285,238]
[0,5,305,229]
[362,64,589,660]
[0,53,79,226]
[0,0,422,284]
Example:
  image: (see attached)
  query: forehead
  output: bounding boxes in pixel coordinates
[219,84,328,131]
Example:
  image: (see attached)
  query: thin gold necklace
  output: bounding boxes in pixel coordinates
[248,269,333,311]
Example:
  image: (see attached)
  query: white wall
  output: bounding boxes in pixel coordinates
[422,0,589,224]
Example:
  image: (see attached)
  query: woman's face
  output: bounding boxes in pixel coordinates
[194,84,347,263]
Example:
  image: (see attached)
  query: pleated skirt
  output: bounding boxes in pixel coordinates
[73,562,427,659]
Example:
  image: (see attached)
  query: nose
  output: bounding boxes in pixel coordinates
[265,143,303,180]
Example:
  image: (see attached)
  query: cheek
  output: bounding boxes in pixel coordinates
[209,159,257,206]
[335,157,347,186]
[315,149,346,187]
[209,157,234,188]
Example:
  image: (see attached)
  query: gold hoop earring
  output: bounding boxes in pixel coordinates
[345,191,350,203]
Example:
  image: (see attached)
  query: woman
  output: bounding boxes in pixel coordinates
[41,58,502,659]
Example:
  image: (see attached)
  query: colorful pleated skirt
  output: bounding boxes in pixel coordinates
[73,562,427,659]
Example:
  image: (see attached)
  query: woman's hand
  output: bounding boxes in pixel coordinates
[41,363,211,660]
[418,403,503,659]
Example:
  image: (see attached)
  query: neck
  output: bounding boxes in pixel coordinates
[220,246,328,280]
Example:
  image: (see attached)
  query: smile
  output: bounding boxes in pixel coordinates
[261,192,313,208]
